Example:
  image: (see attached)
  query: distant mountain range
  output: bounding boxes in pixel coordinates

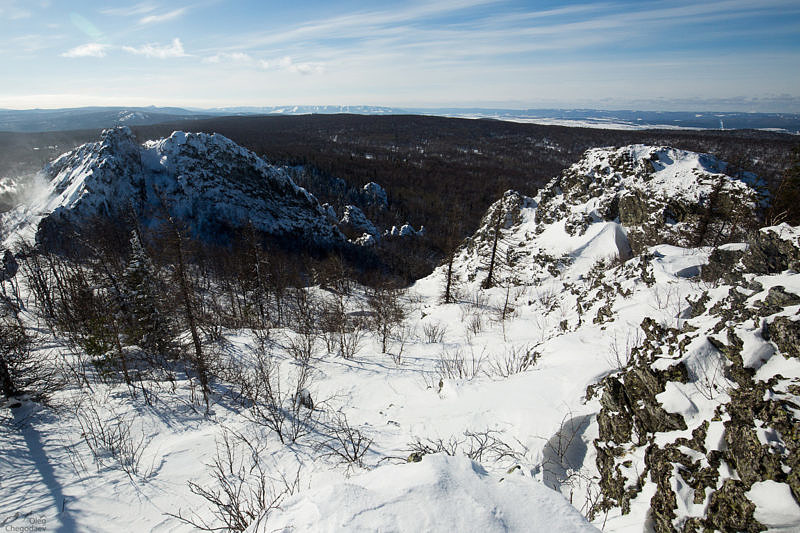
[1,106,798,133]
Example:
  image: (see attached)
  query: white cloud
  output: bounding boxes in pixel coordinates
[101,2,156,16]
[261,56,324,75]
[123,38,186,59]
[139,8,187,25]
[203,52,253,64]
[61,42,110,58]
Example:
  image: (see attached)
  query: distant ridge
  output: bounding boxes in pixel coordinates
[1,106,798,133]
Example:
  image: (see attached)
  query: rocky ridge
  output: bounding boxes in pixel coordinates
[3,126,344,250]
[440,145,799,531]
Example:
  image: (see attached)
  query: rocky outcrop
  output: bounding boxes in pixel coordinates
[537,146,763,255]
[21,127,345,252]
[587,227,800,532]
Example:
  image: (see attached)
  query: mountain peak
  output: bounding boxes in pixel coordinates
[5,128,345,251]
[449,144,764,288]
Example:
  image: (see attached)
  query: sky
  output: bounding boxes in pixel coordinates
[0,0,799,112]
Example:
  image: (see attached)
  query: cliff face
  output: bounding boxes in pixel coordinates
[21,126,344,250]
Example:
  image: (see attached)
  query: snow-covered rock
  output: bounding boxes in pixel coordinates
[247,454,599,533]
[452,145,764,288]
[340,204,379,239]
[386,223,422,238]
[3,126,344,249]
[362,181,387,207]
[421,145,799,532]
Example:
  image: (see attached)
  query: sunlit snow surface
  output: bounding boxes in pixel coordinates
[1,141,798,532]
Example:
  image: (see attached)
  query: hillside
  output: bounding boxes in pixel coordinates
[0,143,798,532]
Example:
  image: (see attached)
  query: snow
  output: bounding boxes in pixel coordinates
[1,141,798,533]
[746,480,800,531]
[247,454,598,533]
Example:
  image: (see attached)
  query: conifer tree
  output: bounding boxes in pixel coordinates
[122,232,173,356]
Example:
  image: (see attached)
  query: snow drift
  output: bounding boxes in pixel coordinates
[247,454,599,533]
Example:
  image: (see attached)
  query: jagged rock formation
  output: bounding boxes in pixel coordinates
[361,181,388,207]
[452,145,762,289]
[340,204,379,240]
[584,231,800,530]
[536,145,764,254]
[439,145,799,531]
[6,126,344,251]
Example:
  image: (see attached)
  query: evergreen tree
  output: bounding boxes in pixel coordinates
[122,232,174,356]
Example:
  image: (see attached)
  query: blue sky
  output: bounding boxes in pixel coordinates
[1,0,799,111]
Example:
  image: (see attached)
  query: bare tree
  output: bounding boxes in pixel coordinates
[367,282,405,354]
[168,427,300,532]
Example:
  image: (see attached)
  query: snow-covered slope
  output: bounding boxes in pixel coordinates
[247,454,598,533]
[2,126,343,248]
[1,144,797,533]
[416,145,798,532]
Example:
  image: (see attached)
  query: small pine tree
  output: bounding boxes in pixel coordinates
[122,232,174,356]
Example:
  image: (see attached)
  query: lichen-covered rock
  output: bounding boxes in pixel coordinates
[741,225,800,274]
[705,480,765,533]
[766,316,800,359]
[702,246,746,283]
[755,286,800,316]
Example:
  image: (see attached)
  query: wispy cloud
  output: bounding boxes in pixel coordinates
[100,2,156,17]
[219,0,799,66]
[260,56,324,75]
[61,42,110,58]
[203,51,252,64]
[0,0,32,20]
[8,32,66,53]
[123,37,186,58]
[201,51,324,74]
[139,7,187,25]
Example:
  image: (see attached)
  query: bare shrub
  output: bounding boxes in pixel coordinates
[436,346,484,380]
[337,325,366,360]
[535,285,559,312]
[691,352,733,400]
[70,392,155,480]
[233,339,316,444]
[422,321,447,343]
[318,290,364,359]
[487,344,540,378]
[466,312,483,335]
[317,411,374,469]
[407,429,524,466]
[168,427,300,532]
[606,328,643,371]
